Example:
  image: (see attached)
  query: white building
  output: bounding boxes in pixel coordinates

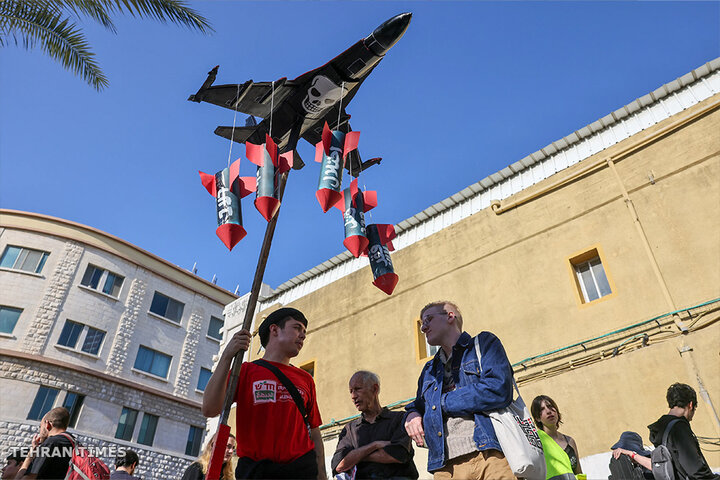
[0,210,237,479]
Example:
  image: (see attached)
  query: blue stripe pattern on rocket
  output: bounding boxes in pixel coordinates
[199,159,256,250]
[246,134,294,222]
[314,122,359,212]
[365,223,398,295]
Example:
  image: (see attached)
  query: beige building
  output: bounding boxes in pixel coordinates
[218,57,720,478]
[0,211,237,479]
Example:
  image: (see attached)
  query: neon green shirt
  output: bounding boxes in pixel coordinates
[538,429,574,479]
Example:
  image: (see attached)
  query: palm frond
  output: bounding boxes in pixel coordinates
[0,0,109,90]
[55,0,118,33]
[96,0,213,33]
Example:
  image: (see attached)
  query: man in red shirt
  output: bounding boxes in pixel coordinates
[203,307,326,479]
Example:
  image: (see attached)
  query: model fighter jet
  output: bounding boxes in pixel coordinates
[188,12,412,176]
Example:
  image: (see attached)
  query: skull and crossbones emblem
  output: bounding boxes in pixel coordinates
[302,75,343,116]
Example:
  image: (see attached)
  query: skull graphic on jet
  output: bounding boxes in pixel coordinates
[303,75,343,116]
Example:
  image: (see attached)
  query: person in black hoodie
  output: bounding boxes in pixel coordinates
[15,407,74,479]
[647,383,719,480]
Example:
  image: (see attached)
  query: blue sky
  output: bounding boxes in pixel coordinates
[1,1,718,295]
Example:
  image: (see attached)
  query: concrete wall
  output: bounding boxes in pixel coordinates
[242,96,720,477]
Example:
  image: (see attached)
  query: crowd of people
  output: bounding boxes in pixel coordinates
[4,301,718,480]
[2,406,141,479]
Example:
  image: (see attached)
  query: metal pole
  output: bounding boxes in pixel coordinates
[207,171,289,479]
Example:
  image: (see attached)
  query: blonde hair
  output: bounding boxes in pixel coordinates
[196,432,235,480]
[420,301,463,330]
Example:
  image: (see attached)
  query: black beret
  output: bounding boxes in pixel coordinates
[258,307,308,347]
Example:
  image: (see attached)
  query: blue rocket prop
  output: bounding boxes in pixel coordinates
[199,159,256,250]
[314,122,360,212]
[365,224,398,295]
[332,179,378,257]
[246,134,294,221]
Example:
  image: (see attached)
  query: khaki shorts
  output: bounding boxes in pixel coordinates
[433,450,515,480]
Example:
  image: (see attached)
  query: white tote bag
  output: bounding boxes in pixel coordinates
[475,335,546,480]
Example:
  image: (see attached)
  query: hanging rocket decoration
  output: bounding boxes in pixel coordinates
[332,179,377,258]
[199,160,256,251]
[314,122,360,212]
[246,134,294,222]
[365,223,398,295]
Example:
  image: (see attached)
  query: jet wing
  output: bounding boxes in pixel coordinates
[191,77,296,118]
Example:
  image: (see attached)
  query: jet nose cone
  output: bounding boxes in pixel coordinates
[366,12,412,56]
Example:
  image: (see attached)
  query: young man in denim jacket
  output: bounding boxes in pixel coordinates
[404,301,515,480]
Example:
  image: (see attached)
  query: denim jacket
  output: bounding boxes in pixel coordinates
[405,331,514,472]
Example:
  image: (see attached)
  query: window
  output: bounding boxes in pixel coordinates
[0,246,49,274]
[81,327,105,355]
[115,407,138,441]
[207,316,224,340]
[134,346,171,378]
[80,264,124,297]
[58,320,84,348]
[186,426,204,457]
[62,392,85,428]
[57,320,106,355]
[0,306,22,334]
[415,318,438,360]
[197,367,212,392]
[426,341,439,358]
[570,248,612,303]
[137,413,159,446]
[27,386,59,420]
[299,361,315,378]
[149,292,184,323]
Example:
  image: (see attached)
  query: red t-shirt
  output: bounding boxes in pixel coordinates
[234,360,322,463]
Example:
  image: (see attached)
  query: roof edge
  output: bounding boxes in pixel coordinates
[0,209,238,303]
[260,57,720,304]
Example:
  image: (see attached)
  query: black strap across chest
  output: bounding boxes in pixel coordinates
[253,359,311,432]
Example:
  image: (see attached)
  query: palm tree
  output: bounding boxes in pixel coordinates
[0,0,212,90]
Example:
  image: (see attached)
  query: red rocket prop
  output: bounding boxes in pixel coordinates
[246,134,294,221]
[199,159,256,251]
[332,179,378,257]
[315,123,360,212]
[365,223,398,295]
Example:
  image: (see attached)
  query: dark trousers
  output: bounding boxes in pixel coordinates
[235,449,318,479]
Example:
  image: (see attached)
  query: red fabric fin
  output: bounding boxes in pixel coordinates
[199,171,217,197]
[265,134,278,165]
[373,272,399,295]
[376,224,397,244]
[386,241,395,252]
[216,223,246,251]
[237,177,257,198]
[208,424,231,480]
[331,190,347,212]
[316,188,342,213]
[245,142,264,167]
[314,142,324,163]
[321,122,332,156]
[349,179,359,201]
[344,235,369,258]
[362,190,378,212]
[255,196,280,222]
[278,151,293,173]
[343,131,360,157]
